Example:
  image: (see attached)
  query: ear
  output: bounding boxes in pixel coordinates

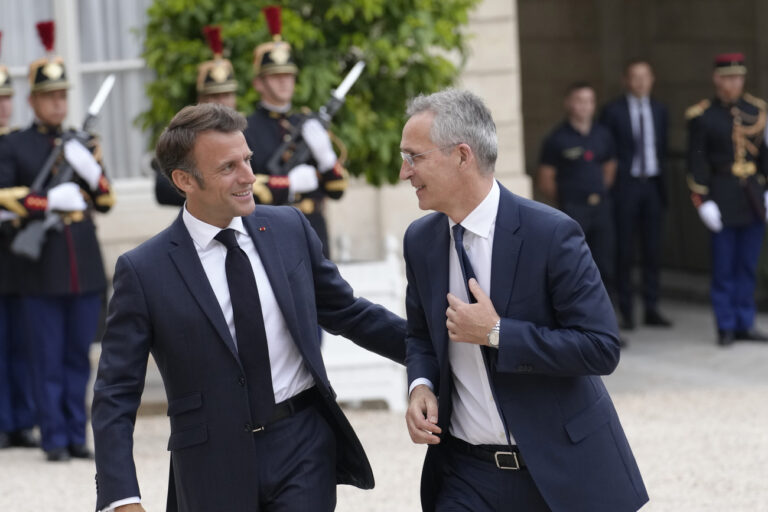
[252,77,262,94]
[171,169,195,194]
[456,143,472,171]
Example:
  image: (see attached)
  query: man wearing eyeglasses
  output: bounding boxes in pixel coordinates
[400,88,647,512]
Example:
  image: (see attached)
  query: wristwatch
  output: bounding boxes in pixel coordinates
[487,319,501,348]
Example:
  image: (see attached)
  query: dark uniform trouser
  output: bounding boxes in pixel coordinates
[21,292,101,451]
[0,295,36,433]
[615,178,663,320]
[562,199,615,290]
[710,220,765,332]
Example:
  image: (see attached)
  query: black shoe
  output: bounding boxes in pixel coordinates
[68,444,94,459]
[46,447,71,462]
[9,429,39,448]
[718,330,736,347]
[0,432,10,449]
[644,310,673,327]
[734,329,768,342]
[620,317,635,331]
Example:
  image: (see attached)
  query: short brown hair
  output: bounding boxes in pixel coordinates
[155,103,247,193]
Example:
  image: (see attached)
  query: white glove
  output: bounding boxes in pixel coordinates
[46,182,87,212]
[764,191,768,221]
[288,164,319,195]
[64,139,102,190]
[697,200,723,232]
[301,119,337,172]
[0,211,18,222]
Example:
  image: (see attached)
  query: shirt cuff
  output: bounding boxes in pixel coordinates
[408,378,434,396]
[101,496,141,511]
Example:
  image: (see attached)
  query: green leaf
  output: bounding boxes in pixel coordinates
[139,0,480,184]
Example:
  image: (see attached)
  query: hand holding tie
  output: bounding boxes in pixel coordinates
[446,278,500,346]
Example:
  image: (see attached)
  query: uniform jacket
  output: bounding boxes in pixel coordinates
[600,95,669,204]
[92,205,406,512]
[686,94,768,226]
[244,106,347,256]
[0,122,114,295]
[403,184,648,512]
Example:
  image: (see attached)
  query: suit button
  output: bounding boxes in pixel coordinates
[238,376,246,386]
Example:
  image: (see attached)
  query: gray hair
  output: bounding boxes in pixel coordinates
[155,103,247,193]
[406,88,497,173]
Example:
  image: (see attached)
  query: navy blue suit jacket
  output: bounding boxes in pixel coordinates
[600,96,669,203]
[92,206,406,512]
[403,184,648,512]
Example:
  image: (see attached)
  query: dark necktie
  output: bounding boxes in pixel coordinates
[215,228,275,426]
[451,224,501,402]
[452,224,477,304]
[637,101,647,177]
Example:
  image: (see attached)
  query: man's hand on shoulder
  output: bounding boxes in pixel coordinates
[446,279,500,346]
[406,385,441,445]
[115,505,146,512]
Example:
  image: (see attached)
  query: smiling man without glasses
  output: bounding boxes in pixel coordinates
[92,103,405,512]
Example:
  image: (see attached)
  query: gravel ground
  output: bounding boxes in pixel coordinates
[2,300,768,511]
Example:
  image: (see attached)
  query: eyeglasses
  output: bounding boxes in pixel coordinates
[400,143,459,168]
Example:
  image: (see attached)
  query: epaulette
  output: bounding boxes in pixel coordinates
[685,99,710,120]
[743,93,767,111]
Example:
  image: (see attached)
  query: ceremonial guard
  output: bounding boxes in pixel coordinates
[244,6,348,258]
[0,32,38,450]
[687,53,768,346]
[0,21,115,460]
[155,25,239,207]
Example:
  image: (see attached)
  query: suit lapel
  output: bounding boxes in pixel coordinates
[167,214,239,361]
[424,215,450,366]
[243,215,304,349]
[619,96,636,151]
[490,185,522,315]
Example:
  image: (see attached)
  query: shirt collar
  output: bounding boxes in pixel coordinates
[627,94,649,107]
[448,180,500,239]
[182,206,249,250]
[259,100,292,114]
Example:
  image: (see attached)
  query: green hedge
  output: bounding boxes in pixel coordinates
[139,0,479,184]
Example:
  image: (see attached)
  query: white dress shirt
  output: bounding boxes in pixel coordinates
[627,94,659,177]
[101,208,314,512]
[409,181,513,446]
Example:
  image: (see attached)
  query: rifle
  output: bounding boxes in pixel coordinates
[265,61,365,175]
[11,74,116,261]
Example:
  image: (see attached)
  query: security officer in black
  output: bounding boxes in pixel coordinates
[155,25,239,207]
[538,81,618,288]
[0,50,38,450]
[687,53,768,346]
[243,6,348,258]
[0,21,115,461]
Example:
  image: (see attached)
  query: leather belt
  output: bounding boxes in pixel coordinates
[446,434,526,470]
[248,386,318,433]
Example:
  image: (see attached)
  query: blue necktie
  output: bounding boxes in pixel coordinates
[637,102,647,176]
[215,229,275,426]
[452,224,477,304]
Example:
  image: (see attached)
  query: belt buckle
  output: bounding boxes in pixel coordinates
[587,193,601,206]
[494,451,520,470]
